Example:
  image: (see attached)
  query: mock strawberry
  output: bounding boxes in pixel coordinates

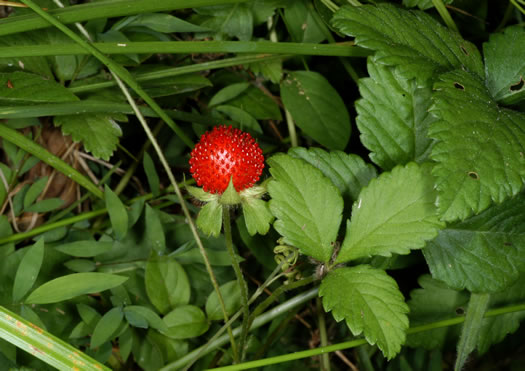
[189,126,264,194]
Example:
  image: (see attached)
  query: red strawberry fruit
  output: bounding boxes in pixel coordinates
[189,126,264,194]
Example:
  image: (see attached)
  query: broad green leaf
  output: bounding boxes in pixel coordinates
[281,71,350,150]
[247,57,282,84]
[118,327,133,362]
[54,240,114,257]
[23,177,48,209]
[423,193,525,293]
[25,273,128,304]
[117,13,210,33]
[241,197,273,236]
[206,280,241,321]
[288,147,377,203]
[145,256,190,315]
[209,82,250,107]
[104,185,128,240]
[24,198,64,213]
[64,259,96,272]
[429,70,525,221]
[77,303,101,330]
[90,307,123,349]
[215,105,262,134]
[484,25,525,105]
[0,71,78,104]
[320,265,409,359]
[283,0,325,43]
[196,199,222,237]
[123,305,168,333]
[227,85,282,120]
[331,4,483,80]
[406,275,468,350]
[0,33,52,78]
[12,239,45,302]
[145,205,166,254]
[54,113,123,160]
[403,0,452,10]
[477,274,525,354]
[163,305,209,339]
[136,331,164,371]
[143,152,160,197]
[268,154,343,263]
[336,163,443,264]
[195,4,253,41]
[356,57,436,169]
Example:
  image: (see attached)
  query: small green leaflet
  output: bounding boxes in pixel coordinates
[356,56,436,170]
[336,163,443,264]
[429,69,525,222]
[90,307,123,349]
[423,193,525,293]
[25,273,128,304]
[115,13,210,33]
[484,25,525,105]
[320,265,409,359]
[163,305,209,339]
[123,305,168,333]
[196,199,222,237]
[12,239,45,302]
[54,113,123,161]
[104,185,128,240]
[241,197,273,236]
[281,71,350,150]
[331,4,483,80]
[268,154,343,263]
[206,280,241,321]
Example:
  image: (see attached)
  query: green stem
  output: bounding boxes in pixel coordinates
[317,297,331,371]
[160,287,319,371]
[432,0,459,32]
[20,0,193,148]
[454,293,490,371]
[222,206,249,362]
[211,301,525,371]
[285,109,298,147]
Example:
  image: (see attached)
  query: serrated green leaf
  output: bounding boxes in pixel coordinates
[268,154,343,263]
[54,240,114,257]
[143,152,160,197]
[484,25,525,105]
[206,280,241,321]
[163,305,209,339]
[145,256,190,315]
[429,69,525,222]
[54,113,122,160]
[477,274,525,354]
[209,82,250,107]
[0,71,78,104]
[241,197,273,236]
[104,185,128,241]
[423,193,525,293]
[331,4,483,80]
[145,205,166,254]
[25,273,128,304]
[24,197,64,213]
[336,163,443,264]
[23,177,48,209]
[406,275,468,350]
[288,147,377,203]
[196,199,223,237]
[90,307,123,349]
[320,265,409,359]
[123,305,168,333]
[281,71,350,150]
[215,105,262,134]
[356,57,436,169]
[12,239,45,302]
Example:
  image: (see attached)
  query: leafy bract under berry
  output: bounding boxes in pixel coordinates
[189,126,264,194]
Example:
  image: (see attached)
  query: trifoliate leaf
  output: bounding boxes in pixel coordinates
[423,193,525,293]
[320,265,409,359]
[356,56,436,170]
[281,71,351,150]
[331,4,483,80]
[484,25,525,105]
[196,199,222,237]
[336,163,443,264]
[477,274,525,354]
[268,154,343,263]
[288,147,377,203]
[406,275,468,350]
[54,113,123,160]
[429,69,525,222]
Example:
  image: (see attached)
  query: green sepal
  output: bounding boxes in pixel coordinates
[241,197,274,236]
[219,178,241,205]
[196,199,222,237]
[185,182,219,203]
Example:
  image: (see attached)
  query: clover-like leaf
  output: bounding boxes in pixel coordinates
[268,154,343,263]
[429,69,525,221]
[320,265,409,359]
[337,162,443,263]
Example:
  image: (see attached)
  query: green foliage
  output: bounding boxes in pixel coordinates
[12,239,45,302]
[205,280,241,321]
